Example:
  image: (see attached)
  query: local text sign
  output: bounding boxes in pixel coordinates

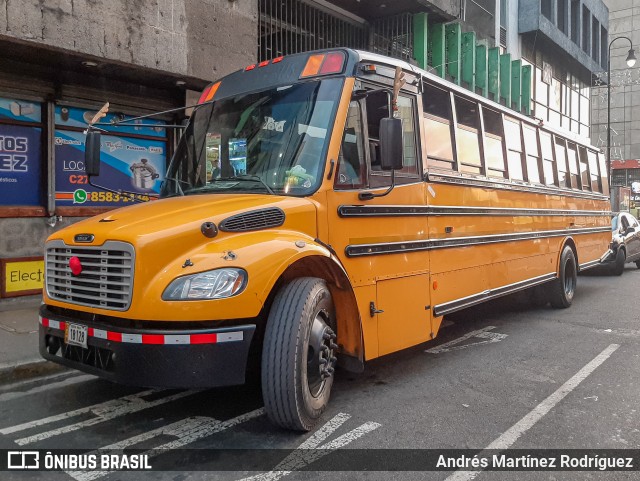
[1,257,44,297]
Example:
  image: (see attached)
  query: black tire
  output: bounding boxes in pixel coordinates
[635,260,640,270]
[261,277,337,431]
[549,246,577,309]
[613,248,626,276]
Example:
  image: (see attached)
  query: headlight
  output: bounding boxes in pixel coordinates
[162,268,247,300]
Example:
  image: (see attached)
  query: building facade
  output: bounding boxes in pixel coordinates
[0,0,608,307]
[590,0,640,206]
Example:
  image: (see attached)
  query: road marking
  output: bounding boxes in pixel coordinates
[0,389,196,444]
[67,408,265,481]
[237,413,381,481]
[426,326,507,354]
[0,370,81,393]
[0,358,44,371]
[445,343,620,481]
[0,374,95,402]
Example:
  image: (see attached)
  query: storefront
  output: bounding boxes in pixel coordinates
[0,40,207,305]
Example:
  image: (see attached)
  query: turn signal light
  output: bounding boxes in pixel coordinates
[300,51,346,78]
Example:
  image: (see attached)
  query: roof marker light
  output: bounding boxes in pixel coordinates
[300,51,345,79]
[197,81,220,104]
[245,64,256,71]
[272,56,284,63]
[258,60,270,67]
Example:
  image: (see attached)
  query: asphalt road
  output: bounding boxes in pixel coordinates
[1,265,639,480]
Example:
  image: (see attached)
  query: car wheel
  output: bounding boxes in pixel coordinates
[549,246,577,309]
[635,260,640,270]
[613,248,626,276]
[261,277,337,431]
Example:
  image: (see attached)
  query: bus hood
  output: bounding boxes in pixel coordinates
[47,193,318,265]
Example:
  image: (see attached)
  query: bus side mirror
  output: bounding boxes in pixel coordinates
[85,131,101,177]
[379,118,403,171]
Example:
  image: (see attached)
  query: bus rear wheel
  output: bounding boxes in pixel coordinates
[261,277,337,431]
[549,246,577,309]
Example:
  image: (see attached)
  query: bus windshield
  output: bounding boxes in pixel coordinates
[161,78,343,198]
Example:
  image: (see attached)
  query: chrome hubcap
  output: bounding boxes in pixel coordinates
[307,310,338,397]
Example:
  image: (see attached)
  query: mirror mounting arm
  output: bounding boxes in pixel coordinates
[358,170,396,201]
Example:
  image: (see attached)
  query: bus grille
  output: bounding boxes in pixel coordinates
[220,207,285,232]
[45,240,135,311]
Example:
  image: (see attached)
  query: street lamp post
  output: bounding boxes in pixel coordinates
[607,37,636,187]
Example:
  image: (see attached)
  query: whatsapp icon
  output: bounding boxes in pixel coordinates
[73,189,88,204]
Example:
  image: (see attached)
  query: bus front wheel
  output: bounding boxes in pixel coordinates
[549,246,577,309]
[261,277,338,431]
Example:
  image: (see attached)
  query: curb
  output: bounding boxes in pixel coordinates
[0,358,68,384]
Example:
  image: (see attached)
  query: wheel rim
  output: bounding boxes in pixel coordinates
[307,310,337,398]
[564,258,576,298]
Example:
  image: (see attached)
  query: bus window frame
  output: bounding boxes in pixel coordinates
[453,94,484,176]
[423,83,457,173]
[359,81,422,189]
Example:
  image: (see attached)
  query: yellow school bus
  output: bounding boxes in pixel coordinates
[40,49,611,431]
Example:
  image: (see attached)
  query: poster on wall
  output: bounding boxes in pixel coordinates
[0,97,42,123]
[55,105,165,137]
[54,130,166,208]
[0,124,42,206]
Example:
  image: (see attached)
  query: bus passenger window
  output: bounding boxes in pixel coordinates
[597,152,609,196]
[554,138,570,188]
[587,150,601,192]
[482,108,506,178]
[523,125,542,184]
[423,83,455,171]
[504,117,524,181]
[578,147,591,191]
[335,101,365,189]
[566,142,580,189]
[454,96,482,174]
[539,131,556,186]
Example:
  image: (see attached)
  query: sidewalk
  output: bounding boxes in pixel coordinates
[0,301,66,382]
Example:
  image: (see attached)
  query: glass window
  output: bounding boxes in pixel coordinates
[540,131,556,186]
[566,142,580,188]
[555,138,570,188]
[504,117,524,181]
[523,125,541,183]
[587,149,601,192]
[577,146,590,191]
[597,152,609,196]
[455,96,481,173]
[483,108,506,177]
[335,101,366,189]
[423,84,455,171]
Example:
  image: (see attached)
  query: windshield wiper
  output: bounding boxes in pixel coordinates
[216,175,275,195]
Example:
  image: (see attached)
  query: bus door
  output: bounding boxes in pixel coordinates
[326,87,432,358]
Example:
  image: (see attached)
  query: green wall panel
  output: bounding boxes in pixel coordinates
[445,23,461,84]
[499,53,511,104]
[413,13,428,70]
[461,32,476,91]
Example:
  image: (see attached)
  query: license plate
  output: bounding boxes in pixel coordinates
[65,323,88,348]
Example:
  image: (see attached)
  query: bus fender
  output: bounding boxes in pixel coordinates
[261,238,365,373]
[557,237,578,275]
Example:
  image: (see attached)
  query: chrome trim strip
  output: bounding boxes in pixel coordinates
[344,226,611,258]
[579,259,603,271]
[427,173,609,201]
[433,273,557,317]
[338,205,611,218]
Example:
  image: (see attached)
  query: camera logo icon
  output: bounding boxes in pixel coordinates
[7,451,39,469]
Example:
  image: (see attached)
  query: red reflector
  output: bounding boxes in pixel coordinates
[190,333,218,344]
[245,64,256,71]
[258,60,269,67]
[198,86,212,103]
[142,334,164,345]
[41,318,49,327]
[272,56,284,63]
[319,52,345,75]
[107,331,122,342]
